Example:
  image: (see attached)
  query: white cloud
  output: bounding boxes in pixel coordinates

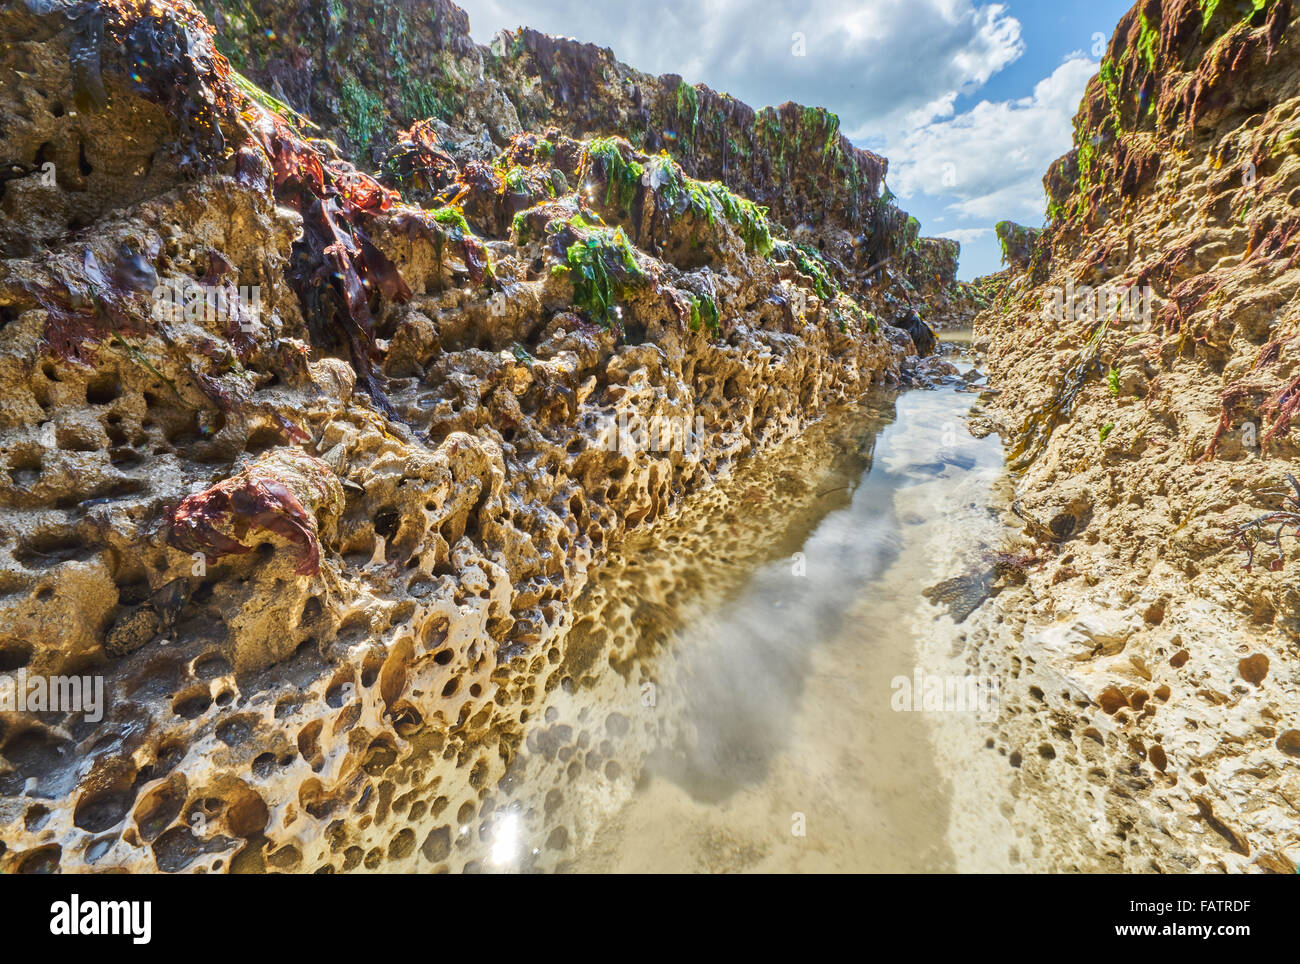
[887,53,1097,225]
[937,227,992,244]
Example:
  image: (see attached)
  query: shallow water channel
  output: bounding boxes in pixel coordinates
[451,343,1014,872]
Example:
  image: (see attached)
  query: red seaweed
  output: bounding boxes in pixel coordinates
[167,466,324,575]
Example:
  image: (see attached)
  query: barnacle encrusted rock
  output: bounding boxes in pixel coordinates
[0,0,947,872]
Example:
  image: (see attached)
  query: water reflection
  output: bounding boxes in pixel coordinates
[466,367,1010,872]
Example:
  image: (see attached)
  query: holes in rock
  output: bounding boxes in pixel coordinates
[374,508,400,540]
[133,776,186,842]
[153,742,185,776]
[244,425,283,454]
[8,448,42,488]
[85,373,121,405]
[24,804,51,832]
[389,700,424,737]
[152,824,227,873]
[115,575,152,606]
[421,615,450,651]
[193,652,231,680]
[298,720,325,772]
[421,825,451,862]
[325,672,356,709]
[3,726,72,784]
[0,639,33,672]
[215,715,256,748]
[73,761,137,833]
[299,778,339,820]
[251,753,280,780]
[379,638,411,709]
[274,695,303,720]
[360,649,383,688]
[17,845,61,874]
[225,786,269,837]
[14,530,97,568]
[85,836,115,864]
[172,685,212,720]
[361,737,397,776]
[388,828,416,860]
[300,595,323,627]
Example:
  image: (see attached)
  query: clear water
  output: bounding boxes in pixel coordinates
[467,348,1012,872]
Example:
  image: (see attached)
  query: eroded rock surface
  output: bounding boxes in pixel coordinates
[969,0,1300,872]
[0,0,946,872]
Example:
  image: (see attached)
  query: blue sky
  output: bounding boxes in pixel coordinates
[455,0,1137,279]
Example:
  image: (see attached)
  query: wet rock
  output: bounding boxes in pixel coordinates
[104,606,161,658]
[890,309,937,357]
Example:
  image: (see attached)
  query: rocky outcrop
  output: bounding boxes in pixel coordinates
[0,0,919,872]
[901,235,987,330]
[971,0,1300,872]
[195,0,921,291]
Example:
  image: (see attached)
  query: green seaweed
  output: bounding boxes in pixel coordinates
[340,71,383,154]
[426,205,494,283]
[772,240,837,300]
[704,182,773,256]
[583,138,645,214]
[511,209,530,243]
[1136,13,1159,72]
[1099,57,1123,135]
[688,293,721,337]
[554,227,646,326]
[1200,0,1276,32]
[676,82,700,145]
[230,68,317,130]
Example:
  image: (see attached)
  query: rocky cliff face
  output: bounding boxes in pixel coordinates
[0,0,954,873]
[196,0,969,319]
[971,0,1300,872]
